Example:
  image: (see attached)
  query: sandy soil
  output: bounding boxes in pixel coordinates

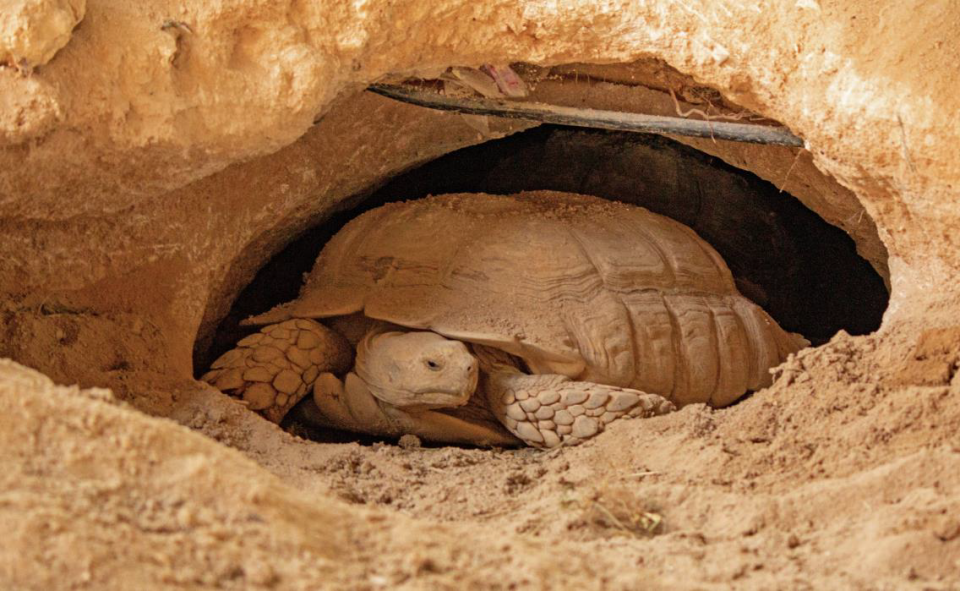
[3,320,959,589]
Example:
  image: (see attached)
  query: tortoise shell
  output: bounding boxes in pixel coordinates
[247,191,805,407]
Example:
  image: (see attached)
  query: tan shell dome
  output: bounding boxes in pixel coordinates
[247,191,804,407]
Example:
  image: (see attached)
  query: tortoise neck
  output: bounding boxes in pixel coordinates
[471,344,525,402]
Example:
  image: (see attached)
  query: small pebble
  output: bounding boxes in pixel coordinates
[568,404,585,417]
[276,393,289,407]
[398,434,422,449]
[295,319,317,330]
[557,425,572,435]
[501,389,516,405]
[554,409,574,426]
[601,411,619,424]
[303,366,320,384]
[648,397,676,413]
[586,407,605,417]
[515,389,529,401]
[537,420,556,430]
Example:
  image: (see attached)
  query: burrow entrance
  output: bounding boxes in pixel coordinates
[197,124,889,441]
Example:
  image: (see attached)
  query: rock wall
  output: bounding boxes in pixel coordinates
[2,1,956,360]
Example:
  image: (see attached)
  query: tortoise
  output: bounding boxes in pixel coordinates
[203,191,806,448]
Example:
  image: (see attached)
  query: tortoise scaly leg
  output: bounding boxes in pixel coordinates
[492,378,676,448]
[202,319,352,422]
[475,346,675,448]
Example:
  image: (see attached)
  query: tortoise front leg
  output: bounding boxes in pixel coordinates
[475,346,676,448]
[487,376,676,448]
[201,319,352,423]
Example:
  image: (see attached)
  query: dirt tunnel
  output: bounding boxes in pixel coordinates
[196,101,891,444]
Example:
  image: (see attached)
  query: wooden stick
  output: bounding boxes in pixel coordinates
[367,83,804,147]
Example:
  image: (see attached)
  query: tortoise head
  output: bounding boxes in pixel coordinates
[355,330,479,409]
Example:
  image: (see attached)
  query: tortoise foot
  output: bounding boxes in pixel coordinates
[492,377,676,448]
[202,319,352,423]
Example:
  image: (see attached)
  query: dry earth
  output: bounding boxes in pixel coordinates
[1,0,959,589]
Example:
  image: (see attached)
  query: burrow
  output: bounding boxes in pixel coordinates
[193,63,890,444]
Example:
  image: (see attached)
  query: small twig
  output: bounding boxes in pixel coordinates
[897,114,917,174]
[591,499,662,536]
[592,501,634,533]
[472,503,522,520]
[541,438,574,456]
[368,83,804,147]
[669,89,766,123]
[621,470,661,479]
[779,147,805,193]
[844,208,866,229]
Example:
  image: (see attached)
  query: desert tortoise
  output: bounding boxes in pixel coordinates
[203,191,806,447]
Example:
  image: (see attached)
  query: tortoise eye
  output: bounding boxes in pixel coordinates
[425,359,442,371]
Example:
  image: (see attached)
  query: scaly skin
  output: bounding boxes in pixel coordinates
[205,321,675,448]
[201,319,352,422]
[475,345,676,448]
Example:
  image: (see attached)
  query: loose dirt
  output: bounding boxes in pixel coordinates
[4,317,958,589]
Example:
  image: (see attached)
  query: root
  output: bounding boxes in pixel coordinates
[779,147,806,193]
